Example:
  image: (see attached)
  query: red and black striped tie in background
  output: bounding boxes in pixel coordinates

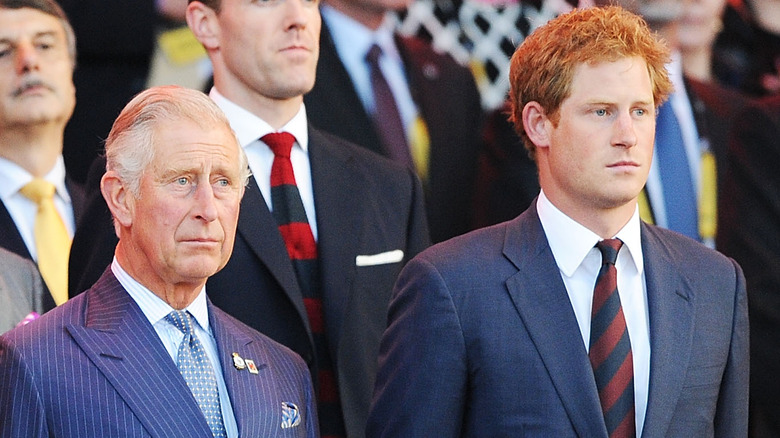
[264,132,345,437]
[589,238,636,438]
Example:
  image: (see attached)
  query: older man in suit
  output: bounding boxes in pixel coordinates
[0,0,84,311]
[0,247,44,333]
[67,0,430,436]
[368,6,748,437]
[0,86,318,437]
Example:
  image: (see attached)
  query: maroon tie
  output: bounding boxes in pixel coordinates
[262,132,345,437]
[365,44,414,169]
[590,239,636,438]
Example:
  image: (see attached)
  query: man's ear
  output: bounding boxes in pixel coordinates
[522,101,552,151]
[101,171,134,230]
[186,1,220,50]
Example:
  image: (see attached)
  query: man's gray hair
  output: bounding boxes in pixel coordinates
[104,85,250,196]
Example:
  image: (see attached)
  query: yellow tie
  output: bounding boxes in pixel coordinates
[19,179,70,305]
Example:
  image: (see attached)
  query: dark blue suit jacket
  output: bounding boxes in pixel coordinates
[367,203,749,437]
[0,269,318,437]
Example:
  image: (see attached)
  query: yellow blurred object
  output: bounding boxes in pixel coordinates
[698,150,717,241]
[410,115,431,182]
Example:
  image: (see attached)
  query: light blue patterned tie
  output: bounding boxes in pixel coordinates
[166,310,227,437]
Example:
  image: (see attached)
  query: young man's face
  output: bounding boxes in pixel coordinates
[208,0,321,102]
[537,56,656,217]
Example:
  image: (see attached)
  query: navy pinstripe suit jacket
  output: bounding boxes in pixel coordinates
[0,269,318,437]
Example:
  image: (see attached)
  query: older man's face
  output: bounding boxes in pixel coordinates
[126,119,244,290]
[0,7,75,131]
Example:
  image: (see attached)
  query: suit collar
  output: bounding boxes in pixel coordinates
[208,305,269,435]
[503,206,609,438]
[235,176,311,334]
[67,269,214,437]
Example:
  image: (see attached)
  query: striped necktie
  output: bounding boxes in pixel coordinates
[263,132,346,436]
[166,310,226,437]
[590,239,635,438]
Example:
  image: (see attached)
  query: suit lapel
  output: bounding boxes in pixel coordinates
[236,176,310,331]
[66,271,212,437]
[0,200,32,260]
[640,225,694,437]
[315,23,383,156]
[209,305,271,436]
[309,127,363,346]
[503,209,608,438]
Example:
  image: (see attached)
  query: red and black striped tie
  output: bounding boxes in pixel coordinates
[263,132,345,437]
[590,238,636,438]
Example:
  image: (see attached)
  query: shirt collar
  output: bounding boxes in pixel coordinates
[536,190,644,278]
[209,87,309,152]
[321,4,400,65]
[112,258,211,333]
[0,155,71,203]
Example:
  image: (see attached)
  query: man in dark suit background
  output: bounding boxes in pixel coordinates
[304,0,483,243]
[368,6,748,437]
[717,94,780,437]
[186,2,430,434]
[0,0,84,312]
[603,0,751,249]
[68,0,430,436]
[0,85,318,437]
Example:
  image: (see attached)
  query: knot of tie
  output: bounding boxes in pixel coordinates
[596,238,623,266]
[262,132,296,159]
[166,309,195,336]
[365,44,382,66]
[20,178,56,204]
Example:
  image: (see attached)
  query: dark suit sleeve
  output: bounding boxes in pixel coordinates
[367,255,466,437]
[0,337,48,437]
[714,258,749,437]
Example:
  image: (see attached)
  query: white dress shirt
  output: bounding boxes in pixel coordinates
[112,259,239,438]
[209,88,318,240]
[537,191,650,436]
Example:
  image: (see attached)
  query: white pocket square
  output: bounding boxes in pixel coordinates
[355,250,404,267]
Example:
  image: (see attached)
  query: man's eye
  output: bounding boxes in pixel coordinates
[176,177,189,185]
[595,109,607,116]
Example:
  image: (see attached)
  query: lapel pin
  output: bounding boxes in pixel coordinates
[232,353,246,370]
[245,359,259,374]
